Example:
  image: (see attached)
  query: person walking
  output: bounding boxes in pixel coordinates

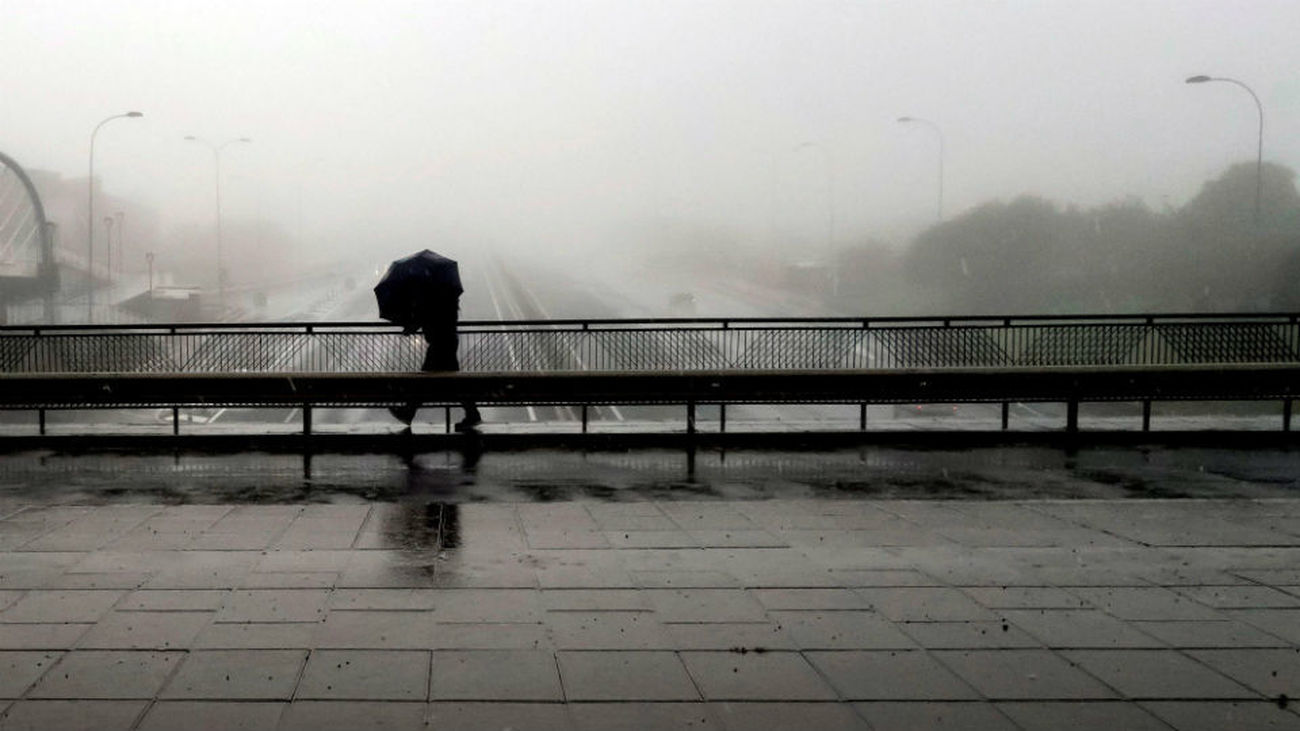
[389,290,482,431]
[377,250,481,432]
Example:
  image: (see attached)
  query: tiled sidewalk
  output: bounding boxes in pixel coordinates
[0,499,1298,729]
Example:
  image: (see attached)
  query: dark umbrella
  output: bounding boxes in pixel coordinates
[374,249,463,327]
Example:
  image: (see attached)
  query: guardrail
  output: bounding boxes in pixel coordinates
[3,314,1299,439]
[3,313,1299,374]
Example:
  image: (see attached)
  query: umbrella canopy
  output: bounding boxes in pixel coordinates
[374,249,463,326]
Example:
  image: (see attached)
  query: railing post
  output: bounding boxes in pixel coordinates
[172,407,179,436]
[38,409,45,436]
[1284,399,1293,432]
[303,405,312,435]
[859,403,867,431]
[719,403,726,433]
[687,401,696,435]
[1066,399,1079,433]
[445,407,451,434]
[1001,402,1009,431]
[581,404,589,434]
[1142,400,1152,432]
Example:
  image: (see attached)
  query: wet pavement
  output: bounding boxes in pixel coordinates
[0,446,1298,729]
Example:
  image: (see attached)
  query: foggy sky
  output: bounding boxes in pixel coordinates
[3,0,1298,266]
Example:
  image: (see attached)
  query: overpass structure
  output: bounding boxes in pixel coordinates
[2,313,1299,440]
[0,151,56,320]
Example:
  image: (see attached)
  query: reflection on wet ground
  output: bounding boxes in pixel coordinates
[0,444,1297,507]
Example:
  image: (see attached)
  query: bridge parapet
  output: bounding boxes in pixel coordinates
[2,313,1298,374]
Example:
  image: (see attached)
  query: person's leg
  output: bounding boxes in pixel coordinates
[456,400,481,430]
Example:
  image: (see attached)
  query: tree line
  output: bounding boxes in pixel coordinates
[838,161,1300,315]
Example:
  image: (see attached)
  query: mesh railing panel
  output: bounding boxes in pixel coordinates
[0,336,36,371]
[731,328,863,369]
[178,333,310,372]
[1015,325,1150,366]
[2,317,1297,374]
[1154,323,1297,363]
[872,327,1010,368]
[21,334,178,372]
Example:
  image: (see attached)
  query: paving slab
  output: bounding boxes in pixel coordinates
[295,649,430,700]
[769,610,916,650]
[277,700,428,730]
[0,623,90,650]
[160,649,307,699]
[681,650,838,700]
[852,701,1019,731]
[428,702,573,730]
[27,650,183,699]
[933,649,1119,700]
[429,650,562,700]
[1133,619,1290,648]
[0,651,60,698]
[807,649,980,700]
[556,650,700,701]
[897,620,1043,649]
[214,589,330,623]
[548,610,672,649]
[664,622,797,651]
[76,611,213,650]
[0,700,147,731]
[1186,649,1300,698]
[569,702,716,730]
[1000,608,1166,649]
[710,701,868,730]
[1061,649,1257,699]
[1140,700,1300,730]
[0,589,124,623]
[996,701,1171,730]
[136,700,286,731]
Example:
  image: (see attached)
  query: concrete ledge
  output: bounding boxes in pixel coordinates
[1,364,1298,408]
[1,428,1297,455]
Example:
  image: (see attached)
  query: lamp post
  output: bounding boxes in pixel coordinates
[114,211,125,278]
[146,252,155,296]
[184,135,251,311]
[87,111,143,321]
[1185,75,1264,223]
[897,116,945,222]
[102,216,115,288]
[794,141,837,294]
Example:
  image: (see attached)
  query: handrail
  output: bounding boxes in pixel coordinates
[3,311,1299,334]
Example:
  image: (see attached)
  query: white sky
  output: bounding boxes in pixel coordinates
[2,0,1298,263]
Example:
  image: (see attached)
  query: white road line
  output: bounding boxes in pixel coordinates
[481,264,538,422]
[493,259,625,422]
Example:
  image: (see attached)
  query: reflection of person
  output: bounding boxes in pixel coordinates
[390,292,482,431]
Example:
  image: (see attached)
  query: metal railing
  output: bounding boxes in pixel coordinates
[2,312,1299,374]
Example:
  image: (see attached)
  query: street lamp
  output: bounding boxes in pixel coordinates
[1185,75,1264,223]
[184,135,251,311]
[102,216,115,288]
[87,111,143,321]
[114,211,125,279]
[794,141,837,294]
[898,116,945,222]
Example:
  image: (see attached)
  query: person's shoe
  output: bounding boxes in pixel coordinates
[389,405,417,425]
[454,413,482,432]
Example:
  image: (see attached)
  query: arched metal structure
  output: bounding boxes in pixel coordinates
[0,151,56,322]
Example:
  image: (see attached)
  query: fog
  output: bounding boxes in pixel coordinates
[3,0,1300,313]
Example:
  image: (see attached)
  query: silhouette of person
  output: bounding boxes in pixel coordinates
[390,291,481,431]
